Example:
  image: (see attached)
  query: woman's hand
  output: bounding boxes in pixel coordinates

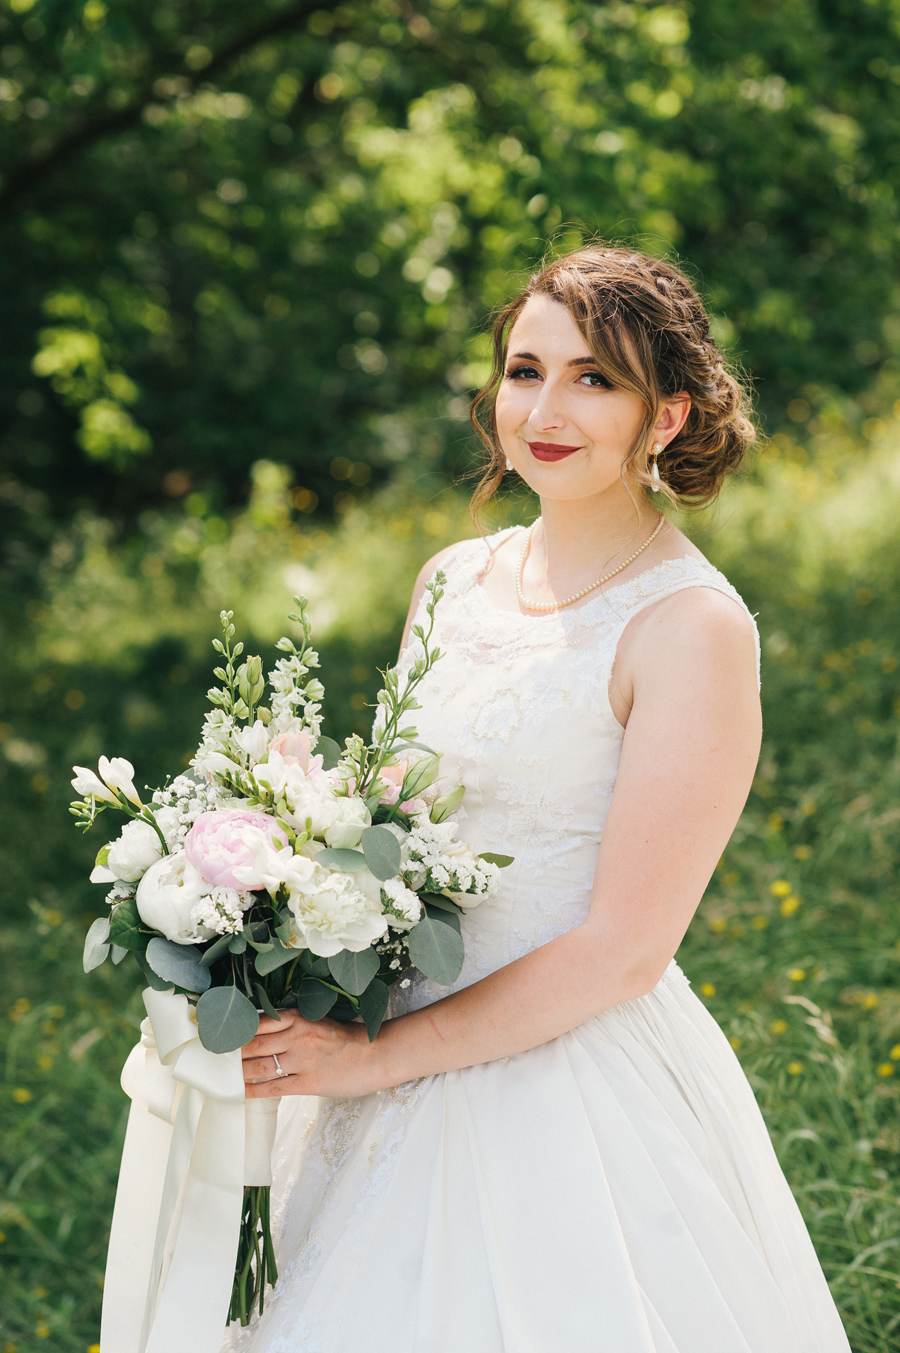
[242,1009,385,1100]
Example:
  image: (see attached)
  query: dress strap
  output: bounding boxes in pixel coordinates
[604,558,761,691]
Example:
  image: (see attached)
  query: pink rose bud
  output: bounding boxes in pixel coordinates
[267,730,312,770]
[378,761,407,806]
[184,810,288,891]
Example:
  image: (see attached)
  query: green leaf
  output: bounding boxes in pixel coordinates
[327,945,380,996]
[316,847,367,872]
[423,901,461,934]
[407,914,465,985]
[254,983,282,1023]
[111,944,129,965]
[478,852,514,868]
[357,978,389,1042]
[228,933,247,954]
[94,844,110,867]
[429,785,465,823]
[254,937,297,975]
[242,922,273,953]
[296,979,338,1021]
[360,825,402,881]
[419,892,463,915]
[196,985,260,1054]
[200,933,233,967]
[145,937,212,993]
[135,949,173,992]
[107,897,144,950]
[83,916,110,973]
[299,951,331,978]
[316,736,342,770]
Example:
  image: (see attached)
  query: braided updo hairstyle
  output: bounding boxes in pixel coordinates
[471,245,755,513]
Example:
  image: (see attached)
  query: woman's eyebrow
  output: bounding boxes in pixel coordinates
[508,352,597,366]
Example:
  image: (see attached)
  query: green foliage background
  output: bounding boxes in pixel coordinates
[3,0,900,1349]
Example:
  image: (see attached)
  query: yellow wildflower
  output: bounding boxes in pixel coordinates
[699,982,716,997]
[787,968,806,982]
[771,879,792,897]
[752,915,769,929]
[876,1063,895,1078]
[12,1088,32,1104]
[770,1019,788,1035]
[787,1061,803,1075]
[780,896,801,916]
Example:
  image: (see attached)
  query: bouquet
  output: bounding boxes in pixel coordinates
[71,572,511,1341]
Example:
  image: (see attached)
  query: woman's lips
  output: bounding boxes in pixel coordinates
[527,442,582,462]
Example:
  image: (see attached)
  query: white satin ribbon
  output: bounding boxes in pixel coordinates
[100,988,279,1353]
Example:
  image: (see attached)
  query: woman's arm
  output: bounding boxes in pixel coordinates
[244,586,761,1099]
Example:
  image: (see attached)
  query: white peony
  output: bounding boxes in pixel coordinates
[105,819,164,882]
[135,852,210,944]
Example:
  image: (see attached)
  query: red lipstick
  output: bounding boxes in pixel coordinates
[527,442,582,462]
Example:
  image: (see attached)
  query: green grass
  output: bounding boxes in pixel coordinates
[3,455,900,1351]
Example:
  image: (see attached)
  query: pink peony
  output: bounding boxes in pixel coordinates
[184,810,288,891]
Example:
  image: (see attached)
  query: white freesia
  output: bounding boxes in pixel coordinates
[252,753,370,847]
[195,750,244,778]
[233,719,269,765]
[72,764,118,803]
[135,852,210,944]
[99,755,143,807]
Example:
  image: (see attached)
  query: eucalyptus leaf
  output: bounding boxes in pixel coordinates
[146,938,212,994]
[316,847,367,873]
[242,922,274,953]
[254,938,297,975]
[407,914,465,985]
[479,852,515,868]
[196,985,260,1054]
[360,825,402,881]
[327,945,380,996]
[357,978,389,1042]
[83,916,110,973]
[111,944,129,965]
[135,950,174,992]
[228,933,247,954]
[297,979,338,1021]
[254,983,282,1022]
[423,901,461,934]
[200,933,233,967]
[419,892,463,915]
[299,951,331,978]
[316,736,342,770]
[108,897,144,950]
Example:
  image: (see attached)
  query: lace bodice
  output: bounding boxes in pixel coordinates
[392,527,759,1014]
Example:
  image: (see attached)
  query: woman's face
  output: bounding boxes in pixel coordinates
[494,294,683,502]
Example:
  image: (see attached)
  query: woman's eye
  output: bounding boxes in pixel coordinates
[506,365,541,381]
[579,371,613,389]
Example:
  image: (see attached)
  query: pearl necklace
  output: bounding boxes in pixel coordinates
[516,514,666,613]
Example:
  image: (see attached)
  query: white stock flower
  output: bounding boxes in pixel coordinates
[381,877,422,930]
[135,852,209,944]
[253,754,370,846]
[98,756,143,807]
[71,765,118,803]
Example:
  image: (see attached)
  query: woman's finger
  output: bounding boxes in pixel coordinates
[242,1055,285,1082]
[245,1073,298,1098]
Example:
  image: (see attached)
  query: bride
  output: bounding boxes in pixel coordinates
[226,246,850,1351]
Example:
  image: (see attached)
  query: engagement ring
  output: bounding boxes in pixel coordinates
[272,1053,286,1078]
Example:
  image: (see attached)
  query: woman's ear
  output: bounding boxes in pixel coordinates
[654,395,691,444]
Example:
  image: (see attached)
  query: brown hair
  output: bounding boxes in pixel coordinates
[470,244,755,514]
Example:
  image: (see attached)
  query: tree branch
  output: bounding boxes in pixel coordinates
[0,0,340,216]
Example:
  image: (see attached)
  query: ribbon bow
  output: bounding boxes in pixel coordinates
[100,988,279,1353]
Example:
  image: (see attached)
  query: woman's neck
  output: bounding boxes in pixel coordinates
[530,487,663,593]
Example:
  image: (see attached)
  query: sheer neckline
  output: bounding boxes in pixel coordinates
[465,526,721,622]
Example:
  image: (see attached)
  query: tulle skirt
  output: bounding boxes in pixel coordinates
[221,963,850,1353]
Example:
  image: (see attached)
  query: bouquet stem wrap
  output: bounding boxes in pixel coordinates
[100,989,278,1353]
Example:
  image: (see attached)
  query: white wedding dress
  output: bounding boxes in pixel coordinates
[223,529,850,1353]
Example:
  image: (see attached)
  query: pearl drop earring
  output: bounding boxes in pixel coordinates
[505,457,513,471]
[650,443,663,492]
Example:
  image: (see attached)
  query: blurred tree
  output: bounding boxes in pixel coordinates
[2,0,900,582]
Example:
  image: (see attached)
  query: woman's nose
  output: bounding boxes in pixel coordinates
[529,383,566,432]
